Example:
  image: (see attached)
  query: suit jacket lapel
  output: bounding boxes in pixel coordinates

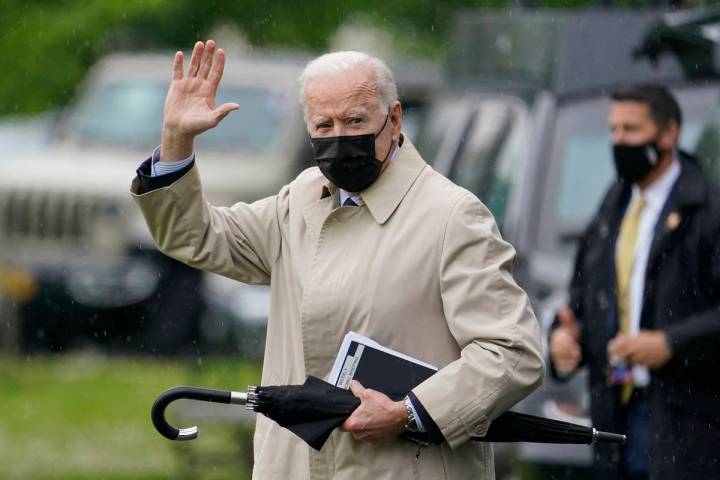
[645,159,706,277]
[640,159,707,328]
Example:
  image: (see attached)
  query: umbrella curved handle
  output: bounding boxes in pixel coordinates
[151,386,249,441]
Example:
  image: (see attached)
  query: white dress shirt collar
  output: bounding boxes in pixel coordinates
[629,154,681,209]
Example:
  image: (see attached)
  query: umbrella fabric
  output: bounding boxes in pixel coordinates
[251,376,361,450]
[249,376,625,451]
[483,410,594,443]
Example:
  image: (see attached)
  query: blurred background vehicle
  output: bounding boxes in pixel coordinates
[415,8,720,478]
[0,50,310,355]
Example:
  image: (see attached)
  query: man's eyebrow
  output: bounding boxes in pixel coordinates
[343,110,370,119]
[310,115,330,125]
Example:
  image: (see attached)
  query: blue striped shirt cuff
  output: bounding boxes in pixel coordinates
[150,145,195,177]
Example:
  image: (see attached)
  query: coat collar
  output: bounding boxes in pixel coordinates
[318,135,427,224]
[663,153,708,212]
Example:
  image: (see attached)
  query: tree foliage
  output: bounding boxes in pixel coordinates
[4,0,653,116]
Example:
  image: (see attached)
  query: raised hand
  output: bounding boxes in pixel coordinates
[549,306,582,374]
[160,40,240,162]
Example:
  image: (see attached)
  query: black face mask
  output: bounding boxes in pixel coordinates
[310,114,393,192]
[612,141,662,184]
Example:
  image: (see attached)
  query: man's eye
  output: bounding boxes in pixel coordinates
[316,123,330,130]
[348,117,364,124]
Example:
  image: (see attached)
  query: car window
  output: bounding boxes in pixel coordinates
[415,97,474,174]
[66,81,289,151]
[545,84,720,247]
[693,113,720,183]
[447,98,528,225]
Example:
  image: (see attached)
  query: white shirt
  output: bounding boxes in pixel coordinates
[616,157,681,386]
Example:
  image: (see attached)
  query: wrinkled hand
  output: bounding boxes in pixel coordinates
[340,380,407,442]
[608,331,673,369]
[160,40,240,161]
[549,306,582,374]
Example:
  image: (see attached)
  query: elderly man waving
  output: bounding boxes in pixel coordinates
[131,40,544,480]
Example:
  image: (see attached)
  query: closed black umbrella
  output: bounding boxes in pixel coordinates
[152,376,625,450]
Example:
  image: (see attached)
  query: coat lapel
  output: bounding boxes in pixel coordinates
[645,158,706,276]
[359,138,427,225]
[303,183,338,243]
[641,158,707,327]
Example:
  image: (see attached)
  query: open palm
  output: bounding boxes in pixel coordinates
[161,40,239,160]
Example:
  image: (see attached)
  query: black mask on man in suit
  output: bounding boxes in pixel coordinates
[612,140,663,184]
[311,112,393,193]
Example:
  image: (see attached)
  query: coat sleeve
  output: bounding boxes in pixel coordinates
[411,191,544,449]
[664,219,720,369]
[129,164,284,285]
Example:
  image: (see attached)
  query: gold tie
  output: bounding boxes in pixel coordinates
[615,195,646,404]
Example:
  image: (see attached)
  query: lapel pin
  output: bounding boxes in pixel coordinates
[665,212,681,231]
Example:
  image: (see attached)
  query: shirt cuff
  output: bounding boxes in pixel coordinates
[407,391,445,444]
[150,145,195,177]
[135,146,195,194]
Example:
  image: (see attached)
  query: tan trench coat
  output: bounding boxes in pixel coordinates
[131,138,544,480]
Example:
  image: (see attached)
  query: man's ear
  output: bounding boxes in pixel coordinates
[658,121,679,152]
[390,100,402,141]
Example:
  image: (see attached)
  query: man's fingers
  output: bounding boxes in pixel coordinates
[187,41,204,77]
[208,48,226,90]
[609,335,633,359]
[349,380,366,398]
[550,327,582,373]
[551,330,580,357]
[172,51,184,81]
[557,306,576,326]
[557,306,579,338]
[211,103,239,125]
[339,418,353,432]
[197,39,216,79]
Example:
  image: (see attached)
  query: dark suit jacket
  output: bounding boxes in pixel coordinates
[551,154,720,479]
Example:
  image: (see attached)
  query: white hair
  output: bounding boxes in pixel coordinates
[298,51,398,117]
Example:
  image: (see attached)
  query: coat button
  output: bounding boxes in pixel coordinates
[597,291,609,311]
[599,223,609,238]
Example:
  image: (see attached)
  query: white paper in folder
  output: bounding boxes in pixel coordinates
[327,331,437,389]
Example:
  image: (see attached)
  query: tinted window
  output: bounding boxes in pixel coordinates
[447,98,528,225]
[416,95,528,226]
[67,81,290,151]
[693,112,720,183]
[415,97,474,175]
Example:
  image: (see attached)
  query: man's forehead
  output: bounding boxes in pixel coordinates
[609,100,653,120]
[304,67,381,115]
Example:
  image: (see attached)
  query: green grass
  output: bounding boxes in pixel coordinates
[0,353,261,480]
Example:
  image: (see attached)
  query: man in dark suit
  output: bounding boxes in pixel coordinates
[549,84,720,480]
